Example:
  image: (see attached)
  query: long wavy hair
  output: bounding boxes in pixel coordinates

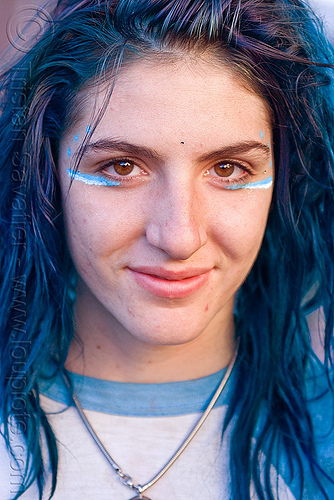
[0,0,333,499]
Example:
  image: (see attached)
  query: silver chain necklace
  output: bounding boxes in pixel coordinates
[63,340,239,499]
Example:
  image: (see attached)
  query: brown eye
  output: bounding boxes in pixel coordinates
[113,161,134,176]
[214,163,235,177]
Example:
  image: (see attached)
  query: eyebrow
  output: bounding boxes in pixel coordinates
[78,139,165,162]
[198,141,270,162]
[78,138,270,163]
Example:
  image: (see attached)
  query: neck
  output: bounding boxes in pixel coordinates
[66,282,236,383]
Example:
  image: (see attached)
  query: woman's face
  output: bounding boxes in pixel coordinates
[59,56,274,348]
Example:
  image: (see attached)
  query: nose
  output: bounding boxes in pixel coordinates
[145,181,207,260]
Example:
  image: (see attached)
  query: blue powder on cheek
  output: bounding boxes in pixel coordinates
[67,148,71,157]
[74,134,79,142]
[260,130,264,139]
[67,168,120,186]
[223,176,273,190]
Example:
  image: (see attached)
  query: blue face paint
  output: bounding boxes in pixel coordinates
[260,130,264,139]
[86,125,91,134]
[67,168,120,186]
[223,176,273,190]
[74,134,79,142]
[269,160,272,168]
[67,148,71,157]
[267,140,270,148]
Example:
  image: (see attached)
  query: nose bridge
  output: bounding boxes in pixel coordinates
[146,174,207,259]
[167,176,197,224]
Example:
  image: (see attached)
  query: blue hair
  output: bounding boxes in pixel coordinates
[0,0,333,498]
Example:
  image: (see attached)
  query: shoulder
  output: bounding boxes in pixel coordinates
[306,359,334,466]
[0,423,23,500]
[293,359,334,498]
[268,356,334,499]
[0,423,39,500]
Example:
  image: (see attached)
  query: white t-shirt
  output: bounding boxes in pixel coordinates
[1,361,333,499]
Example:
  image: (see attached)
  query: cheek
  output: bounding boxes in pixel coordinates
[63,189,143,263]
[212,191,272,259]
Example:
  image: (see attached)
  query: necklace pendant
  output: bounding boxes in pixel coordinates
[129,496,152,500]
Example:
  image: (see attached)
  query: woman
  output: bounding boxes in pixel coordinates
[0,0,333,498]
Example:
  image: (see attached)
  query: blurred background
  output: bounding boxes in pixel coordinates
[0,0,55,62]
[310,0,334,39]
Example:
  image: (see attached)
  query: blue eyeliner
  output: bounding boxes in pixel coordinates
[223,176,273,190]
[67,168,120,186]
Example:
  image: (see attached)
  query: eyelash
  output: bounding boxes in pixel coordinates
[97,158,254,187]
[206,161,253,186]
[99,158,145,184]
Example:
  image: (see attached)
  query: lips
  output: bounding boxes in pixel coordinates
[127,266,212,299]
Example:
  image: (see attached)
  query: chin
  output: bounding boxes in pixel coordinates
[121,317,210,347]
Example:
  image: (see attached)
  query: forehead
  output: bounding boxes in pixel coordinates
[63,56,272,151]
